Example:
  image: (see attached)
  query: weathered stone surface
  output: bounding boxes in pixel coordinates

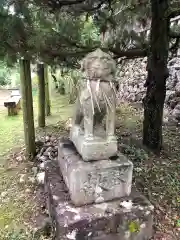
[70,125,117,161]
[58,139,133,206]
[172,103,180,120]
[117,56,180,123]
[45,160,154,240]
[35,136,59,163]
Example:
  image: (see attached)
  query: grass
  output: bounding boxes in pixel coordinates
[0,93,73,157]
[0,92,73,239]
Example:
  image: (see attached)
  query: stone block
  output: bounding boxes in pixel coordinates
[45,160,154,240]
[58,139,133,206]
[70,125,117,161]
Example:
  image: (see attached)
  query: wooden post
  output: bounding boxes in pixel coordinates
[20,59,36,159]
[44,65,51,116]
[37,63,46,128]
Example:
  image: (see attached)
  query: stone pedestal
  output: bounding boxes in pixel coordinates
[58,139,133,206]
[45,160,154,240]
[70,125,117,161]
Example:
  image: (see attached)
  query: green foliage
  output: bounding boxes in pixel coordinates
[120,144,149,163]
[0,0,180,67]
[0,2,101,67]
[0,66,11,86]
[2,229,33,240]
[64,70,82,98]
[80,16,100,46]
[128,221,140,233]
[31,74,38,87]
[54,68,83,103]
[2,228,51,240]
[0,0,154,67]
[0,61,19,86]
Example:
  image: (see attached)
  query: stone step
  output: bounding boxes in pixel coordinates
[44,160,154,240]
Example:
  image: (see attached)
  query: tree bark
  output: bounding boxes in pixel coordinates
[143,0,170,153]
[37,63,46,127]
[44,65,51,116]
[20,59,36,159]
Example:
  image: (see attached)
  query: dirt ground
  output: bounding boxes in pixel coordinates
[0,89,11,110]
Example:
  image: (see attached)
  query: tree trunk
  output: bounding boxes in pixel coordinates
[37,63,45,127]
[44,65,51,116]
[20,59,36,159]
[143,0,170,153]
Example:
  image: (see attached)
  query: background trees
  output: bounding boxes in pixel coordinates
[0,62,12,86]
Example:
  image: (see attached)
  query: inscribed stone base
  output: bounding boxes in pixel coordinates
[70,125,117,161]
[58,139,133,206]
[44,160,154,240]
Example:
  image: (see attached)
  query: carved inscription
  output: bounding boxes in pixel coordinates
[97,166,129,190]
[83,166,129,195]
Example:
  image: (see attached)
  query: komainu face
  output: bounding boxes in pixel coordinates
[81,48,116,81]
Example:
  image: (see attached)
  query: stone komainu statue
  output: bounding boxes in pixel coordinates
[71,48,117,140]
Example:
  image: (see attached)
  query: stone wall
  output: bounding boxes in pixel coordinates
[117,56,180,123]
